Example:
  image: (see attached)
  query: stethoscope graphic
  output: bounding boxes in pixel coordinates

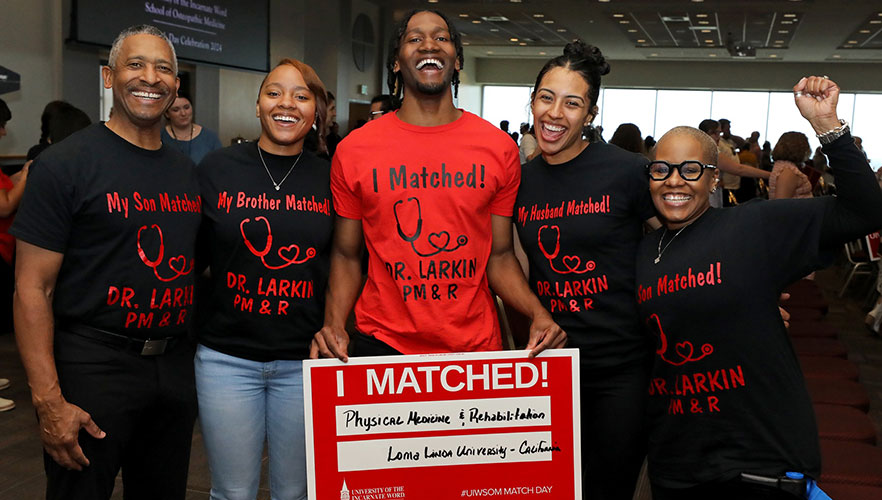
[240,216,316,269]
[393,197,468,257]
[647,313,713,366]
[137,224,193,282]
[537,225,596,274]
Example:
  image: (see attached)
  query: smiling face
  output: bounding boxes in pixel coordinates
[165,96,193,129]
[531,66,595,165]
[102,33,179,130]
[393,11,460,98]
[256,64,316,155]
[651,133,717,229]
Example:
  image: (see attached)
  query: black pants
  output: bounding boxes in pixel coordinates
[351,330,403,356]
[580,361,650,500]
[652,478,801,500]
[0,257,13,334]
[45,332,198,500]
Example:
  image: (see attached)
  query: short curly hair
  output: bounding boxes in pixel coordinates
[772,132,811,164]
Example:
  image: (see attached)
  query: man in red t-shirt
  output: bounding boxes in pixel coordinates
[310,10,564,359]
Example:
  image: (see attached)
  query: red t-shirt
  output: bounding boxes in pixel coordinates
[0,172,15,265]
[331,111,520,354]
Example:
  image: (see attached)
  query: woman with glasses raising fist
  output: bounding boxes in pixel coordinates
[635,76,882,499]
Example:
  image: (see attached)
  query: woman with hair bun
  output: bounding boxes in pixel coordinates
[514,40,659,499]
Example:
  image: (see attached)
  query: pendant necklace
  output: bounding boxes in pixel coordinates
[257,144,302,191]
[655,226,688,264]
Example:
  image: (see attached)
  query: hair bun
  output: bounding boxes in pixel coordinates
[563,40,610,76]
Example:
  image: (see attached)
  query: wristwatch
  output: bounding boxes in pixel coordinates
[816,119,849,145]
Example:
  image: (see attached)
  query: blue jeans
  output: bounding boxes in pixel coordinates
[195,344,306,500]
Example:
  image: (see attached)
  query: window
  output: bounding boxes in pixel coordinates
[481,86,532,133]
[654,90,712,138]
[599,89,657,141]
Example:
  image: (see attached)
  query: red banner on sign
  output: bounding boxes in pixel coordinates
[304,349,581,500]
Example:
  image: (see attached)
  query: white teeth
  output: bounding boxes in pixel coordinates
[416,58,444,70]
[663,194,692,201]
[273,115,300,123]
[132,91,161,99]
[543,123,565,132]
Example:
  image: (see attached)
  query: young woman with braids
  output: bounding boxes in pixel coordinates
[513,41,660,500]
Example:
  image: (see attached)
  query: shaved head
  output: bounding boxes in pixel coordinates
[656,126,718,166]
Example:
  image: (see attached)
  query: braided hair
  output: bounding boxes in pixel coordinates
[386,10,465,99]
[532,40,610,112]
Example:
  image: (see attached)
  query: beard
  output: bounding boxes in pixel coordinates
[414,80,449,96]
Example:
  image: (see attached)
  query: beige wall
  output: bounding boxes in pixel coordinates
[0,0,60,156]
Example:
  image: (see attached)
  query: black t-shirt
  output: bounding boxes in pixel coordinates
[634,134,882,488]
[635,202,827,486]
[514,142,655,368]
[196,142,333,361]
[11,123,201,338]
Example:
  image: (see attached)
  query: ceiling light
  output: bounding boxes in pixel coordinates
[784,13,797,18]
[872,20,882,24]
[769,54,778,58]
[427,0,438,3]
[832,54,841,58]
[637,39,646,43]
[781,21,793,25]
[510,37,518,41]
[544,20,554,24]
[520,42,527,46]
[628,29,638,33]
[459,14,468,18]
[691,0,704,3]
[557,28,566,32]
[696,14,708,18]
[613,14,625,18]
[650,53,658,56]
[620,20,630,24]
[539,51,546,55]
[705,39,714,43]
[709,54,717,57]
[701,29,711,33]
[848,40,858,44]
[533,14,544,18]
[598,0,610,3]
[509,0,522,3]
[487,51,494,54]
[698,20,709,25]
[462,41,470,46]
[472,20,481,24]
[778,30,789,33]
[775,40,784,43]
[490,28,499,32]
[860,29,871,33]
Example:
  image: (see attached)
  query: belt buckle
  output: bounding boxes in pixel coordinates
[140,338,168,356]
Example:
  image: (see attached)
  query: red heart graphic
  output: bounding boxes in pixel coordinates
[428,232,450,250]
[675,341,694,359]
[562,255,581,271]
[278,244,302,263]
[168,255,188,274]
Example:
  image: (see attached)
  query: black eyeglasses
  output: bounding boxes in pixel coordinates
[646,161,717,181]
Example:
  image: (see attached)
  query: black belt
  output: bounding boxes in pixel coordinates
[62,323,182,356]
